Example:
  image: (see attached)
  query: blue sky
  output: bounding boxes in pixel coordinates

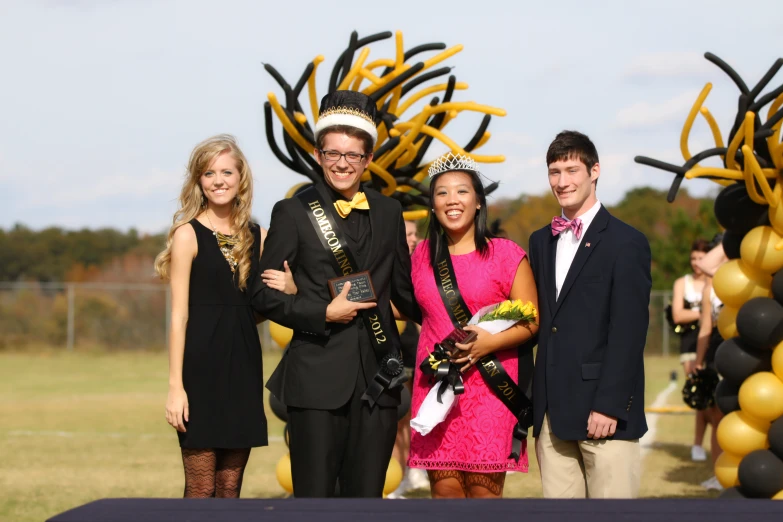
[0,0,780,233]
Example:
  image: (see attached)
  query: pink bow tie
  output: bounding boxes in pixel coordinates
[551,216,583,239]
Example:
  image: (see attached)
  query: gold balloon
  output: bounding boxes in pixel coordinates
[769,201,783,237]
[715,451,742,489]
[739,371,783,422]
[716,410,770,457]
[396,320,407,335]
[269,321,294,349]
[383,457,403,496]
[403,209,430,221]
[712,260,772,308]
[740,226,783,274]
[717,305,739,340]
[773,342,783,381]
[276,453,294,493]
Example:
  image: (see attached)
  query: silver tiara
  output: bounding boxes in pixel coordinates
[427,152,481,178]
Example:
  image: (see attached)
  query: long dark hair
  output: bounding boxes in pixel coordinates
[427,169,495,269]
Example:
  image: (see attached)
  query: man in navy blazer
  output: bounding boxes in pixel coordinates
[528,131,651,498]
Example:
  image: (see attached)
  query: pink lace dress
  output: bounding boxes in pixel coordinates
[408,238,529,473]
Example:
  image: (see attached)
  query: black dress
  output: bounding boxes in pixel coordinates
[177,219,268,449]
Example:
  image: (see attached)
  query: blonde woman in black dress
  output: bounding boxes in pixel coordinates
[155,135,295,497]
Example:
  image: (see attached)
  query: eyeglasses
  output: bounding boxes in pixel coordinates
[319,150,366,164]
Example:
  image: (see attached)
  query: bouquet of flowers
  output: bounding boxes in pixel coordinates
[410,299,537,436]
[471,299,538,330]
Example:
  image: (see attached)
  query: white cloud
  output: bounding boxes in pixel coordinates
[624,51,714,80]
[613,89,702,129]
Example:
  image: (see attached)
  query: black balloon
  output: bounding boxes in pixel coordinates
[722,229,744,259]
[269,393,288,422]
[718,486,748,499]
[397,384,412,421]
[714,379,740,414]
[714,184,769,234]
[737,449,783,498]
[736,297,783,351]
[772,270,783,305]
[714,337,772,385]
[770,416,783,461]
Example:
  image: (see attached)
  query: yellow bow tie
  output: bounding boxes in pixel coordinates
[334,192,370,218]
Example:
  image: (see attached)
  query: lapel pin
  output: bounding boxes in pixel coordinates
[585,242,591,247]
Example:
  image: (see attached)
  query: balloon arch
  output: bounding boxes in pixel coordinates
[636,53,783,499]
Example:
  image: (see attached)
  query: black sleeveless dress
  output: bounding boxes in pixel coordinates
[177,219,268,449]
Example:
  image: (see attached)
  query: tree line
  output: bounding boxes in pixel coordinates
[1,186,720,291]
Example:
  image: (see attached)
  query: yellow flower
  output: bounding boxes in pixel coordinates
[497,301,513,315]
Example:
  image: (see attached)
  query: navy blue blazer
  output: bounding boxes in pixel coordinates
[528,205,651,441]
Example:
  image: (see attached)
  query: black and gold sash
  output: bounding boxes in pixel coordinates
[434,236,533,462]
[297,187,405,407]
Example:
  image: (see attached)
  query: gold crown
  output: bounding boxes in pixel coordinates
[318,106,374,125]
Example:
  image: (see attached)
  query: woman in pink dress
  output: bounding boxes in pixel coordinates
[408,153,539,498]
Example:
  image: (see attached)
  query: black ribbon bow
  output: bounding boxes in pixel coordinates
[419,342,465,403]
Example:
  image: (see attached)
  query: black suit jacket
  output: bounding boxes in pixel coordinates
[528,205,651,441]
[251,183,420,410]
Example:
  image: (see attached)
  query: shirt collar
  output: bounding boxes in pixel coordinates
[561,199,601,231]
[323,182,354,202]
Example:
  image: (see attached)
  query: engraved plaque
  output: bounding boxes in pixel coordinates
[328,270,377,302]
[440,327,478,352]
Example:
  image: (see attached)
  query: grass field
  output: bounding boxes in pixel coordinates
[0,350,717,521]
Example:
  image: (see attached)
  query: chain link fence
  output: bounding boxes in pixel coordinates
[0,282,273,352]
[0,283,675,355]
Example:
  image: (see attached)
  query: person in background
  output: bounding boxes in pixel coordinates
[694,241,728,277]
[694,234,728,491]
[388,221,429,498]
[671,238,711,461]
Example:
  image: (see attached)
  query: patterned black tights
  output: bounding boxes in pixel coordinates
[428,469,506,498]
[181,448,251,498]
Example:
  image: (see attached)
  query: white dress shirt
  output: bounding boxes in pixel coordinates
[555,200,602,300]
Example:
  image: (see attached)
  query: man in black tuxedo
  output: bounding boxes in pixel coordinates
[251,91,420,498]
[528,131,651,498]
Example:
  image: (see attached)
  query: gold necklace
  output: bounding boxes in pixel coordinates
[205,210,240,273]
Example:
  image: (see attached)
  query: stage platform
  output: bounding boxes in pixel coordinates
[47,498,783,522]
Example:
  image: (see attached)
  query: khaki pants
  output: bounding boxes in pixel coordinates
[535,414,641,498]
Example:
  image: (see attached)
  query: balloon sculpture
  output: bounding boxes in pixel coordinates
[269,321,293,349]
[262,30,506,221]
[635,52,783,499]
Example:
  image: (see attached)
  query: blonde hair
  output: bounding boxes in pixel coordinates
[154,134,255,290]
